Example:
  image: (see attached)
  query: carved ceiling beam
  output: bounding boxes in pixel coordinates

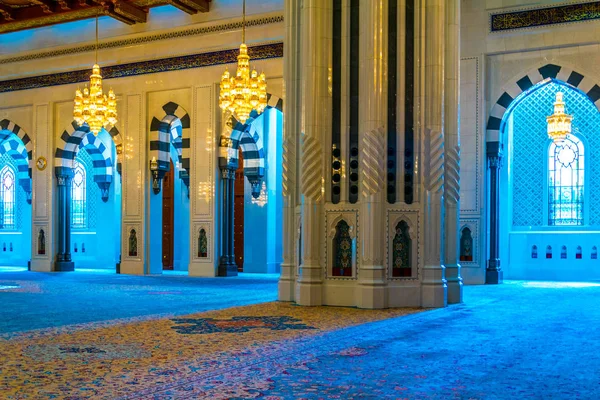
[166,0,210,15]
[0,4,14,21]
[0,0,210,34]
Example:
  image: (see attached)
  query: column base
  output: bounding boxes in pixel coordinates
[53,261,74,272]
[445,264,463,304]
[421,265,448,308]
[278,262,296,302]
[486,269,503,284]
[218,262,238,277]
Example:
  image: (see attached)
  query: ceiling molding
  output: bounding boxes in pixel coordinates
[0,41,284,93]
[0,14,284,65]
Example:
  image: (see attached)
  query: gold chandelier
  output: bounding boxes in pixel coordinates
[74,14,117,136]
[546,92,573,144]
[219,0,267,124]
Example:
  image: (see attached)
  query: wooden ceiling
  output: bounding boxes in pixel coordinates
[0,0,211,34]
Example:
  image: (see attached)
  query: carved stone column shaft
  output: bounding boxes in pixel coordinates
[54,168,74,272]
[443,0,463,304]
[486,143,503,284]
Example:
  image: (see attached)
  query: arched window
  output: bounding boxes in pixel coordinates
[71,160,87,228]
[548,135,584,226]
[0,165,16,229]
[332,220,353,277]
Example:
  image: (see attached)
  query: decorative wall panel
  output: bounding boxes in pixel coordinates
[192,85,214,218]
[124,94,142,219]
[491,2,600,32]
[511,81,600,227]
[459,57,480,214]
[387,209,420,280]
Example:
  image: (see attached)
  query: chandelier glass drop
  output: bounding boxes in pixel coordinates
[219,0,267,124]
[546,92,573,144]
[74,14,117,136]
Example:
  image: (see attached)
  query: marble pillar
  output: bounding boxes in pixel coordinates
[294,0,330,306]
[218,167,238,277]
[443,0,463,304]
[54,167,74,272]
[278,0,301,302]
[486,142,503,284]
[421,0,447,308]
[357,0,387,309]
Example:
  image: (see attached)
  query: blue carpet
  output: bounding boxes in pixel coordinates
[0,269,278,334]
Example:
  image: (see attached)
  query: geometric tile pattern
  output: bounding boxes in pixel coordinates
[486,63,600,145]
[511,81,600,226]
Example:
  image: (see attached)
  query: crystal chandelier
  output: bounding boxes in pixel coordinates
[546,92,573,144]
[219,0,267,124]
[74,14,117,136]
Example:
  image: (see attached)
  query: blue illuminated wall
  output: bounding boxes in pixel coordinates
[510,81,600,228]
[0,152,31,266]
[242,108,283,274]
[71,131,121,269]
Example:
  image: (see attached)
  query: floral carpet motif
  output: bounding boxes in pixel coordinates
[170,316,317,334]
[0,301,419,399]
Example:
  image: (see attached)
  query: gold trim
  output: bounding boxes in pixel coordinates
[36,156,47,171]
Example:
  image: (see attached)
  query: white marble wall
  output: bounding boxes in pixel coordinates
[460,0,600,282]
[0,12,284,275]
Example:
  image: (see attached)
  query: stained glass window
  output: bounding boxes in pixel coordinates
[0,165,16,229]
[548,135,584,226]
[71,160,87,228]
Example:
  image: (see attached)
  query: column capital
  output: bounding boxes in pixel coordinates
[54,166,74,186]
[486,141,504,168]
[220,167,236,180]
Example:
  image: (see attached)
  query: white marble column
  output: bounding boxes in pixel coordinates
[120,94,147,275]
[30,104,54,272]
[421,0,447,308]
[443,0,463,303]
[357,0,387,309]
[294,0,330,306]
[279,0,301,301]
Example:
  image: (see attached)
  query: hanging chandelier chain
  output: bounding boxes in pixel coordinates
[242,0,246,44]
[73,9,118,136]
[95,13,99,64]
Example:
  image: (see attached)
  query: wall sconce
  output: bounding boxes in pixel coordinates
[150,157,161,195]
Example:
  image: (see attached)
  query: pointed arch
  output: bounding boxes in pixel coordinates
[0,119,32,173]
[149,101,191,186]
[219,93,283,198]
[486,63,600,144]
[55,122,114,198]
[0,119,32,196]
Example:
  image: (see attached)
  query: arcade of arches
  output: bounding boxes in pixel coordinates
[2,0,600,310]
[4,1,600,398]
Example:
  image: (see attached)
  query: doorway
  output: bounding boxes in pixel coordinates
[234,149,245,271]
[162,161,174,270]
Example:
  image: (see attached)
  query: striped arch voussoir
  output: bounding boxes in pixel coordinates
[0,139,31,193]
[486,63,600,144]
[149,102,191,186]
[54,121,90,170]
[0,118,33,179]
[79,132,114,184]
[218,93,283,193]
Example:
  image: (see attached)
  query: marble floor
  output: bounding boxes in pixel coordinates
[1,269,599,399]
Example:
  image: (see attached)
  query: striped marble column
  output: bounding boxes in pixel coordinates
[421,0,448,308]
[443,0,463,304]
[278,0,301,302]
[294,0,331,306]
[357,0,387,309]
